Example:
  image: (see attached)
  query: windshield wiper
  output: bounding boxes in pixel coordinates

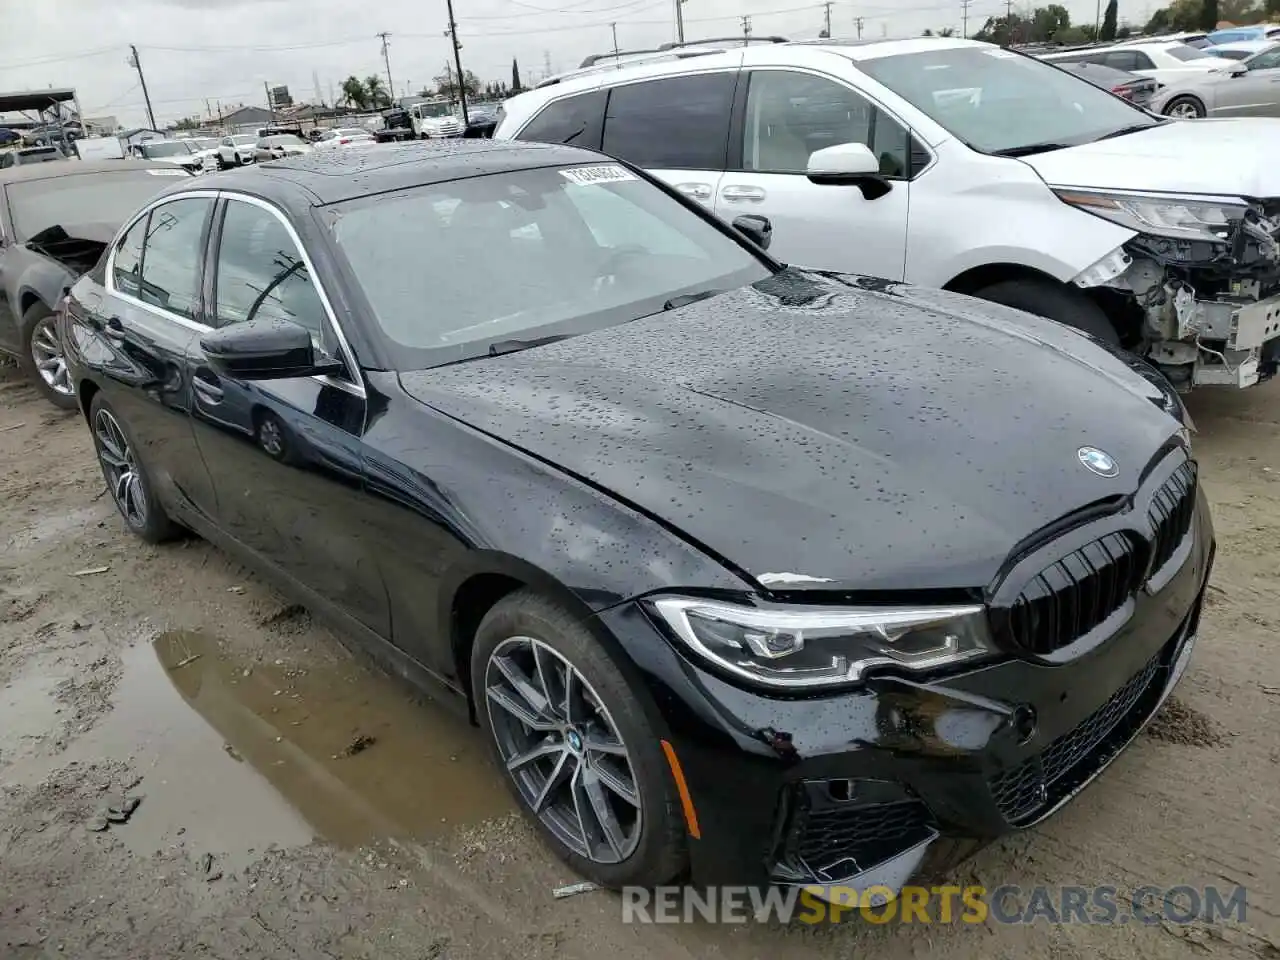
[487,333,574,356]
[1094,122,1161,142]
[663,289,722,311]
[990,142,1073,158]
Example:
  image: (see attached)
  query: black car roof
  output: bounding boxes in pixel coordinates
[194,139,610,206]
[0,158,180,185]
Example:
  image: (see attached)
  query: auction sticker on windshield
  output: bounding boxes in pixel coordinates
[559,164,637,186]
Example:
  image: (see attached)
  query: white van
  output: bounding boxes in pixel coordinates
[495,36,1280,390]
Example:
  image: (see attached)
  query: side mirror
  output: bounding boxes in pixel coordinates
[1230,63,1249,76]
[806,142,893,200]
[199,318,343,380]
[732,214,772,250]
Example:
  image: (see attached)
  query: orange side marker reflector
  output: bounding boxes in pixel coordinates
[660,739,701,840]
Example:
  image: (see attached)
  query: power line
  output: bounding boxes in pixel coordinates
[0,46,121,71]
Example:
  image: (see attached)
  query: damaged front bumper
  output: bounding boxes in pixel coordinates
[1074,199,1280,389]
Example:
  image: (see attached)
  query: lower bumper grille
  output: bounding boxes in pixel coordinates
[988,652,1163,825]
[782,796,936,880]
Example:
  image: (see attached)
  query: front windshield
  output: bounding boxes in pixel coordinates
[6,170,180,240]
[141,141,193,158]
[418,103,451,118]
[858,46,1156,155]
[327,163,771,369]
[265,135,305,147]
[233,135,257,145]
[1166,44,1216,61]
[191,138,219,150]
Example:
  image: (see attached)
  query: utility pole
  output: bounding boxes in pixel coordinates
[1094,0,1102,37]
[675,0,686,42]
[443,0,469,125]
[854,15,864,38]
[264,81,275,122]
[960,0,972,37]
[127,45,156,130]
[610,23,621,63]
[821,1,832,37]
[1005,0,1014,44]
[740,14,752,43]
[377,32,395,105]
[543,50,552,80]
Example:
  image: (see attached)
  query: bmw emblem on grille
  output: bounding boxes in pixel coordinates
[1077,446,1119,478]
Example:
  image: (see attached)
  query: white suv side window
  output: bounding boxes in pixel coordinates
[742,71,910,178]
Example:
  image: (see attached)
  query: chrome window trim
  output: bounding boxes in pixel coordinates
[104,188,366,399]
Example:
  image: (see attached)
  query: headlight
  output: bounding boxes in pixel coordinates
[1054,189,1248,243]
[649,597,993,690]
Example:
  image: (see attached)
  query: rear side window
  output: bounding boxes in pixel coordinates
[517,91,605,148]
[602,73,735,169]
[1102,51,1141,70]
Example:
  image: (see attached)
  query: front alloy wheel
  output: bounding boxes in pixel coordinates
[94,408,148,529]
[30,315,73,399]
[485,635,642,863]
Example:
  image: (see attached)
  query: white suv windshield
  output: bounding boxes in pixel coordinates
[859,46,1157,155]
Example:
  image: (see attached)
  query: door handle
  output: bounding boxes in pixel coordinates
[720,185,766,203]
[673,182,712,202]
[192,372,224,404]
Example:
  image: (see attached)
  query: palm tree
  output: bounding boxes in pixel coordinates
[339,76,368,110]
[365,75,389,109]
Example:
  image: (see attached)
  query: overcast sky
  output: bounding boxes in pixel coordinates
[2,0,1150,127]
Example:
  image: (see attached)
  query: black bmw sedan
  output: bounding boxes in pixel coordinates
[62,140,1212,898]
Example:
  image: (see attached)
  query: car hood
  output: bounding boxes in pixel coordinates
[1021,118,1280,197]
[398,271,1183,593]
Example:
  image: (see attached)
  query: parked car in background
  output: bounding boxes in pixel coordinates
[184,136,223,170]
[74,136,127,161]
[0,160,190,407]
[498,35,1280,390]
[132,139,205,174]
[217,134,259,168]
[1053,61,1159,107]
[1204,23,1280,45]
[254,134,313,162]
[312,127,376,150]
[1152,42,1280,117]
[1201,38,1276,60]
[462,103,502,138]
[1042,40,1238,84]
[0,145,66,169]
[62,139,1210,900]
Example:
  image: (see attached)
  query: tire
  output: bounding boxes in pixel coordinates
[973,278,1120,345]
[19,302,77,410]
[88,392,182,544]
[1163,95,1206,120]
[471,590,687,888]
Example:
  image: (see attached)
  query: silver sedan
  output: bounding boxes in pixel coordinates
[1152,41,1280,117]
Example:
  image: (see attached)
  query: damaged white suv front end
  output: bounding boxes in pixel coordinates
[1065,188,1280,390]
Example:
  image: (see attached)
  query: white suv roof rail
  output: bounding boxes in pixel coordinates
[535,35,788,88]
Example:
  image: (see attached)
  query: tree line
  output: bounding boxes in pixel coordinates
[338,58,527,112]
[969,0,1280,45]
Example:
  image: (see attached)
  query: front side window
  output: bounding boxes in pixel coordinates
[859,47,1157,155]
[517,91,605,148]
[602,73,735,169]
[136,197,212,319]
[741,70,910,177]
[213,200,329,344]
[327,163,770,369]
[1247,48,1280,69]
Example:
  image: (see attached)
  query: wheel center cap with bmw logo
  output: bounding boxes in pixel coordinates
[1077,446,1118,478]
[565,729,583,752]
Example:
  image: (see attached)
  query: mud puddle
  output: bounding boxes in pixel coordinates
[3,630,510,866]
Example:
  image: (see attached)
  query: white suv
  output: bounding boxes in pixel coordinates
[495,36,1280,390]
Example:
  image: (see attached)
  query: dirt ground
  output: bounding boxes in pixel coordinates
[2,359,1278,960]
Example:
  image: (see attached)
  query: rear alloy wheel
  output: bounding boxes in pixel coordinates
[89,394,181,543]
[20,303,77,410]
[1163,95,1206,119]
[472,591,687,887]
